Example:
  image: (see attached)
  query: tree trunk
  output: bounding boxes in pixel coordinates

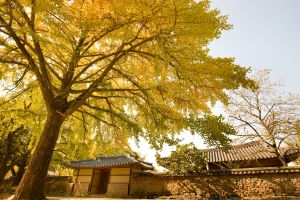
[13,113,64,200]
[274,149,288,166]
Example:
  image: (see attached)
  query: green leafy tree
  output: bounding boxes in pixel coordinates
[157,144,207,174]
[0,0,254,199]
[188,114,237,148]
[157,114,236,173]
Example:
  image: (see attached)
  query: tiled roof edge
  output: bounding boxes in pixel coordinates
[133,166,300,177]
[70,159,95,163]
[97,154,130,159]
[68,154,154,170]
[202,141,261,152]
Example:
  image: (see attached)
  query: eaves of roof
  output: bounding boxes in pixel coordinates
[68,154,154,170]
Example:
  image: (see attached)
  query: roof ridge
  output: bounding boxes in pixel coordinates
[69,154,154,170]
[203,141,261,152]
[97,154,129,159]
[71,159,95,163]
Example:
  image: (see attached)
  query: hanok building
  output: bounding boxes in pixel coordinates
[202,141,300,170]
[68,154,154,197]
[162,141,300,170]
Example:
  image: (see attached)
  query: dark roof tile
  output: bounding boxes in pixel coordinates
[68,154,154,170]
[201,141,276,162]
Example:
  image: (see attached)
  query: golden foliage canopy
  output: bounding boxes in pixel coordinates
[0,0,254,147]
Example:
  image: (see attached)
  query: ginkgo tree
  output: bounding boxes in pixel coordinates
[0,0,254,199]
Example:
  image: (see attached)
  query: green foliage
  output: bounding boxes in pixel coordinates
[156,114,236,173]
[188,114,236,148]
[157,144,207,174]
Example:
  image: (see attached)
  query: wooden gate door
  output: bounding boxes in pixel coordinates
[98,169,110,194]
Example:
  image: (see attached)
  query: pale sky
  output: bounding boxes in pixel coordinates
[209,0,300,94]
[133,0,300,167]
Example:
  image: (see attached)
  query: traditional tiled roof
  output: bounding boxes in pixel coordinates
[203,141,277,163]
[68,154,154,170]
[162,141,300,164]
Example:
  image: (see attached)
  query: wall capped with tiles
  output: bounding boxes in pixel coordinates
[130,167,300,199]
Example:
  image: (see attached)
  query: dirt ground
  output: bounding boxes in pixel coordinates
[1,197,153,200]
[1,195,300,200]
[47,198,152,200]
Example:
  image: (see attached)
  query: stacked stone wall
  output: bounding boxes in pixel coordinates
[130,167,300,199]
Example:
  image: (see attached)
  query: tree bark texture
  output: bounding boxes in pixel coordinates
[13,113,64,200]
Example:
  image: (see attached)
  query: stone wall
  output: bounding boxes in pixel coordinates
[130,167,300,199]
[44,176,72,196]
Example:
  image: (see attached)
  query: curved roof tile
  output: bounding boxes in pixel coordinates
[68,154,154,170]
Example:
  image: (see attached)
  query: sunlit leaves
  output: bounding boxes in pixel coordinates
[188,114,236,148]
[0,0,255,151]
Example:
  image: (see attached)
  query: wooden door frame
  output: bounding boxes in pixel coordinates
[98,168,110,194]
[88,168,95,193]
